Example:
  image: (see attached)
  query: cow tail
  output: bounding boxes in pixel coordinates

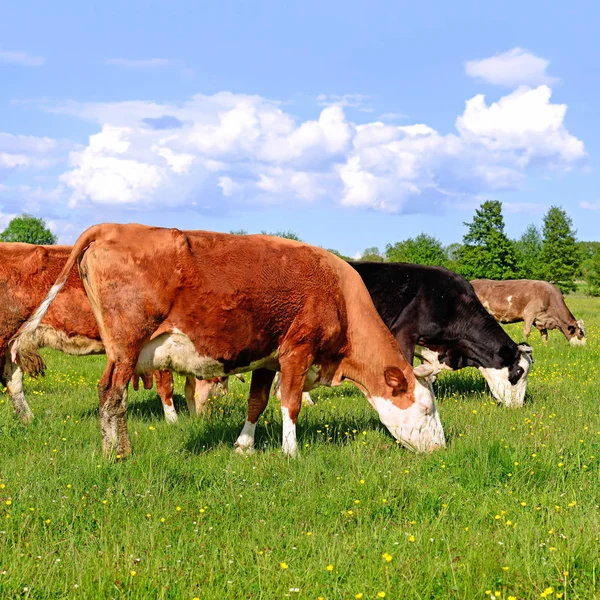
[10,224,105,374]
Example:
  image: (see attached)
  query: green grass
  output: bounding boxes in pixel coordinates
[1,294,600,599]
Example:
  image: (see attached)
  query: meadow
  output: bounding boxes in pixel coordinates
[0,294,599,599]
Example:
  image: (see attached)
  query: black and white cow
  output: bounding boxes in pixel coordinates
[350,262,533,407]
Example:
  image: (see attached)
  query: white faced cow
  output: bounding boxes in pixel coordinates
[12,224,445,458]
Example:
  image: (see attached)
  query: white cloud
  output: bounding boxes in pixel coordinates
[0,49,45,67]
[0,133,71,175]
[580,201,600,211]
[105,58,171,69]
[41,86,584,214]
[456,86,584,166]
[465,48,557,87]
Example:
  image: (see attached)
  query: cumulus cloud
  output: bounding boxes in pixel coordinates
[465,48,557,87]
[0,49,45,67]
[43,86,584,214]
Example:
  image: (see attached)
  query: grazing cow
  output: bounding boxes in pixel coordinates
[350,262,534,407]
[12,223,445,458]
[471,279,586,346]
[0,242,184,424]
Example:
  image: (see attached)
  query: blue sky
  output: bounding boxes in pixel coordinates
[1,0,598,256]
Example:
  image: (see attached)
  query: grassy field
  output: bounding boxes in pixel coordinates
[0,294,599,599]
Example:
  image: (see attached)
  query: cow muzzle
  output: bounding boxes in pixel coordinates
[369,380,446,452]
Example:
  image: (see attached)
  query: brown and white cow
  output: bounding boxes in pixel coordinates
[471,279,586,346]
[0,242,185,424]
[12,223,445,457]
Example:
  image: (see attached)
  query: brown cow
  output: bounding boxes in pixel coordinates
[12,223,445,458]
[471,279,586,346]
[0,242,184,424]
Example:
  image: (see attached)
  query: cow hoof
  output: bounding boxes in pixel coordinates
[281,447,299,459]
[235,444,255,456]
[163,410,178,424]
[19,411,34,425]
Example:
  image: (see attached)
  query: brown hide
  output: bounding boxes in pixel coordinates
[471,279,584,343]
[0,244,99,369]
[76,224,415,403]
[0,243,174,422]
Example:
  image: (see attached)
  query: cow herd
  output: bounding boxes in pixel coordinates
[4,223,586,459]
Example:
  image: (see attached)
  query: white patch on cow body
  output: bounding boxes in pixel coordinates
[281,406,298,457]
[370,378,445,452]
[34,325,104,356]
[135,330,278,378]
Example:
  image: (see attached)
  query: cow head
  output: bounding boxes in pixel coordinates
[367,363,446,452]
[478,343,533,407]
[568,319,586,346]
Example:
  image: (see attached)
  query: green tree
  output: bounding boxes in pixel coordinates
[229,228,248,235]
[0,213,57,245]
[261,229,302,241]
[582,251,600,296]
[456,200,518,280]
[385,233,447,266]
[360,246,384,262]
[540,206,579,294]
[515,224,542,279]
[325,248,351,261]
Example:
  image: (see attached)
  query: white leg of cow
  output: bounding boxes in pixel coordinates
[274,372,314,406]
[185,376,214,416]
[3,359,34,424]
[302,392,314,406]
[153,371,178,424]
[280,406,298,457]
[278,345,314,458]
[235,369,274,454]
[235,420,257,454]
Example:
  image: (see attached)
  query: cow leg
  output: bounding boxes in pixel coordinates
[272,372,314,406]
[154,371,178,423]
[523,313,536,339]
[235,369,275,454]
[185,376,215,416]
[97,360,134,459]
[539,328,549,344]
[278,347,314,457]
[2,358,33,424]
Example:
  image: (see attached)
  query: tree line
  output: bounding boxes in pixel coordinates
[358,201,597,295]
[3,204,599,295]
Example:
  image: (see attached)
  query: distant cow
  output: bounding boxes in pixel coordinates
[350,262,533,407]
[13,224,445,458]
[471,279,586,346]
[0,243,183,424]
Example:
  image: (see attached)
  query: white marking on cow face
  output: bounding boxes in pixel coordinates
[414,346,452,381]
[478,351,532,407]
[370,375,445,452]
[281,406,298,457]
[235,420,256,454]
[569,319,586,345]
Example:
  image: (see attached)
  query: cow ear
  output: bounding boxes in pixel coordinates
[384,366,408,391]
